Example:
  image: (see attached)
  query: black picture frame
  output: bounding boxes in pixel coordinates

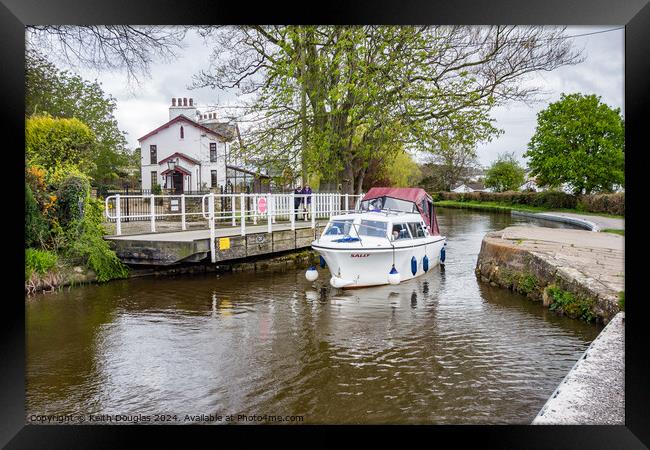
[3,0,648,447]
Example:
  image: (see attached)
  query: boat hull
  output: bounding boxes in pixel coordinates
[312,237,445,288]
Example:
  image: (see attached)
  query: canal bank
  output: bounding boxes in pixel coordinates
[533,312,624,425]
[475,226,624,324]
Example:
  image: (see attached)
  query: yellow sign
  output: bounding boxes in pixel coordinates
[219,237,231,250]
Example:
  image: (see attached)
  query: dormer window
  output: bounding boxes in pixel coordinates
[180,126,184,139]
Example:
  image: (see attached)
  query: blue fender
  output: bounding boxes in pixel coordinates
[423,255,429,272]
[319,255,327,268]
[411,256,417,275]
[440,246,446,264]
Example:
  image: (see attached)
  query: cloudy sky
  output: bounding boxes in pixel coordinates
[69,26,624,167]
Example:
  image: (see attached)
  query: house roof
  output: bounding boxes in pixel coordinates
[161,165,192,176]
[138,115,229,142]
[203,122,238,141]
[159,152,201,166]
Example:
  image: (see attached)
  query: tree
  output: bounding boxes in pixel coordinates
[26,115,96,173]
[26,50,134,185]
[485,152,526,192]
[193,26,582,194]
[525,93,624,195]
[26,26,187,82]
[419,136,481,191]
[362,150,421,190]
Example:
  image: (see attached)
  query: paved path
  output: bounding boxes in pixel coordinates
[513,210,624,231]
[499,226,625,295]
[533,312,624,424]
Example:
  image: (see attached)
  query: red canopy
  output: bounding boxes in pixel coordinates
[362,187,440,236]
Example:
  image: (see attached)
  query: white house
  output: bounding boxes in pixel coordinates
[138,97,271,194]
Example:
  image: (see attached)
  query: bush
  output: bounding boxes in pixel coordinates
[25,183,49,248]
[56,174,91,228]
[66,197,129,282]
[433,190,577,209]
[578,193,624,216]
[25,248,57,280]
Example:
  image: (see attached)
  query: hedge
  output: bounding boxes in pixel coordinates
[431,191,624,215]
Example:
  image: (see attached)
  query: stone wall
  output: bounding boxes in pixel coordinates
[476,227,624,324]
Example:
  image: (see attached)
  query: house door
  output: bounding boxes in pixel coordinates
[172,172,183,194]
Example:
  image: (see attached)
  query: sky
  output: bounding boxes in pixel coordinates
[66,26,624,168]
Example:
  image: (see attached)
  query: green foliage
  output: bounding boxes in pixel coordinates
[25,248,58,280]
[55,174,91,228]
[65,197,129,282]
[151,183,162,195]
[436,190,577,209]
[547,285,595,322]
[26,50,133,185]
[485,152,526,192]
[26,115,96,173]
[25,182,49,248]
[525,93,625,195]
[618,291,625,311]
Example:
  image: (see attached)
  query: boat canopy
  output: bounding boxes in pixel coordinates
[361,187,440,236]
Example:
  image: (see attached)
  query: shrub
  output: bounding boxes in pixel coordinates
[66,197,129,282]
[25,182,49,248]
[25,248,57,280]
[55,174,91,228]
[578,193,624,216]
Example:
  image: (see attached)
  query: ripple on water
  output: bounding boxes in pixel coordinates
[25,209,602,423]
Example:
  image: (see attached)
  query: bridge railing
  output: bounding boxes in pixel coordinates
[105,192,363,237]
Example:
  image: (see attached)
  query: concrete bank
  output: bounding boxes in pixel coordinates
[533,312,625,424]
[475,226,624,324]
[511,210,624,232]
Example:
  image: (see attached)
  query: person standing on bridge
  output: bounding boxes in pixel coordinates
[304,185,312,220]
[294,185,303,220]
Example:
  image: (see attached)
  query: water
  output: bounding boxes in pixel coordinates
[26,209,601,424]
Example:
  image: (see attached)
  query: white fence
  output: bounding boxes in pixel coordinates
[105,192,363,237]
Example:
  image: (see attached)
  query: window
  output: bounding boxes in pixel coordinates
[407,222,426,238]
[358,220,388,237]
[324,220,354,236]
[359,196,417,213]
[210,143,217,162]
[391,223,411,240]
[211,170,218,187]
[150,145,157,164]
[180,126,184,139]
[151,171,158,188]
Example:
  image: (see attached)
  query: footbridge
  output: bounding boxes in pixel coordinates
[104,192,362,266]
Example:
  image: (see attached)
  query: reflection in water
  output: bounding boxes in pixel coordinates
[26,208,601,424]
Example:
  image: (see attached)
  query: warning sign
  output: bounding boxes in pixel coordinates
[257,197,267,214]
[219,237,231,250]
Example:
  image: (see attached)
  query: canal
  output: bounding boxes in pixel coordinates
[26,208,601,424]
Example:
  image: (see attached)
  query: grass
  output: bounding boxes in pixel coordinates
[603,228,625,236]
[435,200,624,219]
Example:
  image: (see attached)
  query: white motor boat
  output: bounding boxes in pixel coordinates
[308,187,446,289]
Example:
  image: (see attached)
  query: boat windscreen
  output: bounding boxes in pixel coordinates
[324,220,354,236]
[358,220,388,237]
[360,196,417,213]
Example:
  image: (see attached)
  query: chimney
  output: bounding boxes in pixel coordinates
[169,95,197,121]
[172,98,176,106]
[183,97,188,106]
[189,98,193,106]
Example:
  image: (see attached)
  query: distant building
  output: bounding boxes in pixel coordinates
[138,97,269,193]
[452,181,491,193]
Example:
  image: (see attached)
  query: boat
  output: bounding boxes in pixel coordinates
[307,187,446,289]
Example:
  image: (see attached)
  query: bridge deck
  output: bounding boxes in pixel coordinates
[105,221,328,265]
[105,221,325,242]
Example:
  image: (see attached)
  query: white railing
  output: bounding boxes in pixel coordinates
[105,192,364,239]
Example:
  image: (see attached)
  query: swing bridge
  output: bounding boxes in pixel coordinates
[104,192,363,265]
